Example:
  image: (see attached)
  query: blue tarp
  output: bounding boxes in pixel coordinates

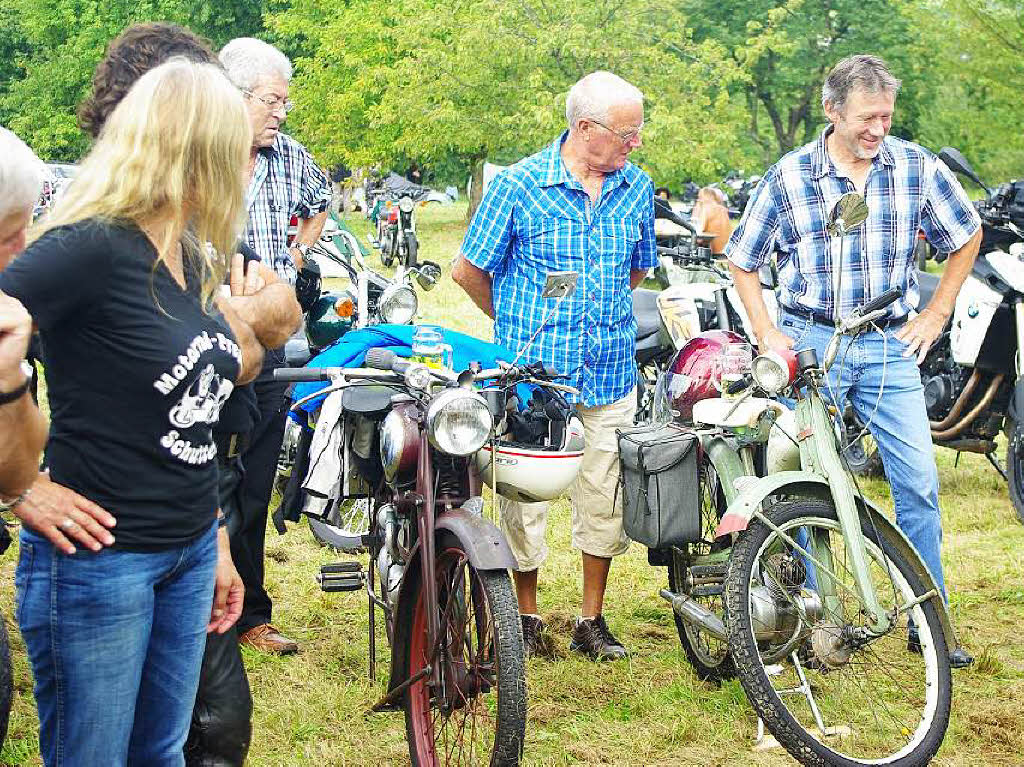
[290,324,520,416]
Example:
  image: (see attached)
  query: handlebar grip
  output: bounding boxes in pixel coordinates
[364,347,396,370]
[274,367,330,383]
[725,375,751,395]
[860,287,904,316]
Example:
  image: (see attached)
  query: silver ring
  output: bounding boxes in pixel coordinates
[59,517,76,531]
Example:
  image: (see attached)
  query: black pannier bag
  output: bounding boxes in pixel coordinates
[617,424,701,549]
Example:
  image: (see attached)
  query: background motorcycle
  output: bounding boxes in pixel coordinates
[842,147,1024,524]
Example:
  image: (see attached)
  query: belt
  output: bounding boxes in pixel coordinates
[214,430,250,461]
[782,304,908,330]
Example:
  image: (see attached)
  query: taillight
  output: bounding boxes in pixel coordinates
[387,207,399,224]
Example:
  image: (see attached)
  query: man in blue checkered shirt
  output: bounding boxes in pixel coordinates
[454,71,657,661]
[727,55,981,668]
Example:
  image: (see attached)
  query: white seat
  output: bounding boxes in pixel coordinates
[692,397,783,429]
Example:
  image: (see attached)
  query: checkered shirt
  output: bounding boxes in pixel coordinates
[244,132,331,283]
[461,132,658,407]
[726,127,981,319]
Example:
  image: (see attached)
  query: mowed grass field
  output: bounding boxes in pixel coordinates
[2,201,1024,766]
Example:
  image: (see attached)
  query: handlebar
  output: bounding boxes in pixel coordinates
[858,286,903,317]
[274,367,332,383]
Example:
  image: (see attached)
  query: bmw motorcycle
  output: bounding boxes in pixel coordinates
[842,148,1024,525]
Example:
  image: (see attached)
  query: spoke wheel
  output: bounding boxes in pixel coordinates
[309,498,371,554]
[1006,417,1024,525]
[405,540,526,766]
[724,501,951,766]
[667,462,735,681]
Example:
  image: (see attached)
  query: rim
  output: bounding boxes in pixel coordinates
[407,547,500,764]
[673,464,730,669]
[327,497,372,537]
[744,515,941,763]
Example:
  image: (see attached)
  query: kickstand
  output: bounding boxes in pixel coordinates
[987,450,1008,481]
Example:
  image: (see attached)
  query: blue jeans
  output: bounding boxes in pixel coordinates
[15,522,218,766]
[779,310,947,599]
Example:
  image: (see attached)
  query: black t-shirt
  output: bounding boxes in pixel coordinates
[0,220,241,550]
[214,244,260,439]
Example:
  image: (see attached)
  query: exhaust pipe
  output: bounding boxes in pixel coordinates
[659,589,728,641]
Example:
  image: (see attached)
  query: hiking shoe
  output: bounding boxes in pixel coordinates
[907,627,973,669]
[521,614,548,659]
[569,615,628,661]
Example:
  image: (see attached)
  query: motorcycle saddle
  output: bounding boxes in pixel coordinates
[341,384,393,419]
[632,288,662,341]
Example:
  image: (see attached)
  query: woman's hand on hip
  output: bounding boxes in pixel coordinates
[13,473,116,555]
[209,526,244,634]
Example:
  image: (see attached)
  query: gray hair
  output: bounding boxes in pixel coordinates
[0,127,44,220]
[822,55,901,113]
[219,38,293,91]
[565,71,643,130]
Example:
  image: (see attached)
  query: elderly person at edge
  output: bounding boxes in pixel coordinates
[0,128,47,526]
[453,71,657,660]
[726,54,980,668]
[219,37,331,655]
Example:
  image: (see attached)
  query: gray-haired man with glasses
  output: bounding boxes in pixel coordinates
[219,37,331,656]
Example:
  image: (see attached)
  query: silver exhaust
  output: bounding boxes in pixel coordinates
[659,589,728,641]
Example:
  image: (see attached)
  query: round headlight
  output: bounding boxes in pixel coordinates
[426,389,493,456]
[380,409,409,481]
[398,196,415,213]
[751,351,795,394]
[378,283,417,325]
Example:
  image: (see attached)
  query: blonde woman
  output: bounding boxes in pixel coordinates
[0,59,257,766]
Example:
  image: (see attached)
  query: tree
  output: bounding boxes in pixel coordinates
[272,0,751,215]
[0,0,265,161]
[678,0,920,165]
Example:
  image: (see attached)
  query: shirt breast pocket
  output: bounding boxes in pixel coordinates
[598,217,642,264]
[521,215,581,270]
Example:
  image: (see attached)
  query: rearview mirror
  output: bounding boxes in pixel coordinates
[826,193,868,237]
[938,147,989,194]
[415,260,441,290]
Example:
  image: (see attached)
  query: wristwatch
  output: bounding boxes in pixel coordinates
[0,361,32,407]
[0,488,30,514]
[291,242,311,259]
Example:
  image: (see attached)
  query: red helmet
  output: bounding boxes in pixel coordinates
[655,330,748,423]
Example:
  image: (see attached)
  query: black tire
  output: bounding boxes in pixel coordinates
[308,498,370,554]
[841,412,885,478]
[1007,417,1024,525]
[397,534,526,765]
[666,462,736,682]
[404,232,419,269]
[724,500,952,766]
[1,613,11,747]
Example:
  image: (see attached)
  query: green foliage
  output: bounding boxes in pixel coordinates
[679,0,921,164]
[271,0,751,190]
[0,0,265,162]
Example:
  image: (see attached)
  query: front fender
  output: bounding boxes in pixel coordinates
[435,507,518,571]
[714,472,961,653]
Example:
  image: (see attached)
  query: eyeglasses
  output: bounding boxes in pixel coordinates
[243,90,294,114]
[589,118,645,145]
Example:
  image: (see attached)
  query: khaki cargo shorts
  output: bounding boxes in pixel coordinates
[498,388,636,571]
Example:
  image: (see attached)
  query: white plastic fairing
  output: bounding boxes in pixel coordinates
[986,250,1024,292]
[951,274,1002,366]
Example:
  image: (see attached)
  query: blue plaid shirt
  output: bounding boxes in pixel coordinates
[461,132,658,407]
[245,132,331,283]
[726,127,981,319]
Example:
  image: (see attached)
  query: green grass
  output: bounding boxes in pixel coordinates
[3,201,1024,765]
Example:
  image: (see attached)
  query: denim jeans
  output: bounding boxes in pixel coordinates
[15,521,218,766]
[779,309,947,599]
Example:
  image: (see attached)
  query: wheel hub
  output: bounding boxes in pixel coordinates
[810,622,852,669]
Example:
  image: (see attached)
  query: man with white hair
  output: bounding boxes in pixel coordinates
[219,37,332,655]
[0,128,55,563]
[453,71,657,660]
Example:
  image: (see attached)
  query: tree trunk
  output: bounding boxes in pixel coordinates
[466,153,486,222]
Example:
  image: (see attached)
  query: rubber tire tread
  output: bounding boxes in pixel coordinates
[1007,418,1024,526]
[405,232,419,269]
[723,500,952,767]
[0,614,11,747]
[398,533,526,766]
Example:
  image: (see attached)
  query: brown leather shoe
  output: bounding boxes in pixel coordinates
[239,623,299,655]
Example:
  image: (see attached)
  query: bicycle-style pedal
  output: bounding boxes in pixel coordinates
[318,561,364,592]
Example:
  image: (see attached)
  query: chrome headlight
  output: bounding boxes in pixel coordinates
[751,350,796,395]
[426,389,493,456]
[398,196,415,213]
[380,408,418,482]
[378,283,417,325]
